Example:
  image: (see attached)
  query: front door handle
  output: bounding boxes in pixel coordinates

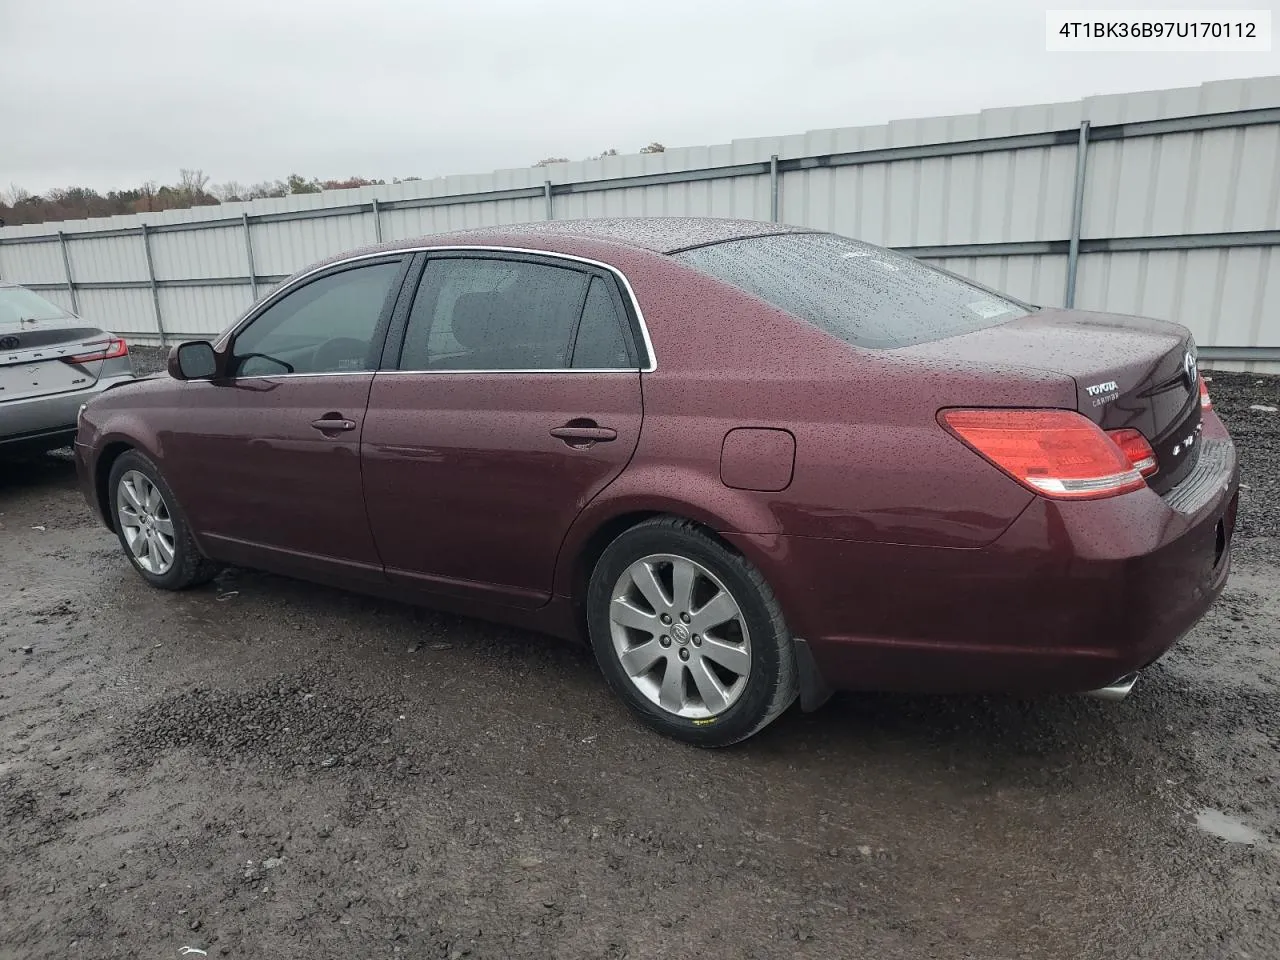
[550,422,617,446]
[311,416,356,432]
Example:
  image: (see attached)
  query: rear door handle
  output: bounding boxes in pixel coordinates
[311,416,356,432]
[550,422,617,445]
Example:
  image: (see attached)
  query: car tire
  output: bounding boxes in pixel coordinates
[108,450,219,590]
[587,517,798,746]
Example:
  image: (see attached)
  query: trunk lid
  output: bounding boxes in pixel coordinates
[0,320,112,403]
[896,308,1202,494]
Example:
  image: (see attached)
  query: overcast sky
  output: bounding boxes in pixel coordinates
[1,0,1277,194]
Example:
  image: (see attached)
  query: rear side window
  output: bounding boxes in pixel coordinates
[673,233,1031,349]
[399,257,637,371]
[571,277,633,369]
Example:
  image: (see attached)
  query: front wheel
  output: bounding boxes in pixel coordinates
[586,517,798,746]
[108,450,218,590]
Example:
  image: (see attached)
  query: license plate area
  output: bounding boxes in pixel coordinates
[0,361,92,402]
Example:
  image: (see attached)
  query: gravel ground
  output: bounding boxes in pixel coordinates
[0,361,1277,960]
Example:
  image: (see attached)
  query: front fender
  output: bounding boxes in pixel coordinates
[78,378,187,531]
[81,422,167,530]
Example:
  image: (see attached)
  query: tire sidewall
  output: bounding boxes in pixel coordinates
[587,524,785,745]
[107,451,195,590]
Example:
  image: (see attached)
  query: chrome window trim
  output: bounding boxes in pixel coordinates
[227,368,641,382]
[219,371,375,381]
[376,368,640,376]
[214,244,657,375]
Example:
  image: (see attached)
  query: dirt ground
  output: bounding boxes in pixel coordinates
[1,369,1278,960]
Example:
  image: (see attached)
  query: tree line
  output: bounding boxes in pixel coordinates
[534,142,666,167]
[0,170,416,227]
[1,144,666,228]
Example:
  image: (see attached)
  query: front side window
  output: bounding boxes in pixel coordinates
[400,257,595,371]
[674,233,1032,349]
[231,260,401,377]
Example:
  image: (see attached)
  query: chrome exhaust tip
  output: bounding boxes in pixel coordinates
[1085,672,1139,702]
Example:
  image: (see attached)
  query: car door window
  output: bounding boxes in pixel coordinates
[571,277,634,369]
[232,260,401,377]
[399,257,589,371]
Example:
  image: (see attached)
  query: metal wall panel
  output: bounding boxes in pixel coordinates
[924,254,1071,309]
[250,213,376,276]
[66,234,149,284]
[150,226,247,281]
[156,283,255,338]
[0,240,66,285]
[378,197,544,243]
[1075,247,1280,348]
[0,75,1277,368]
[1083,125,1280,239]
[75,287,155,335]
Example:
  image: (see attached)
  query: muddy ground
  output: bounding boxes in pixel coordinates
[1,369,1277,960]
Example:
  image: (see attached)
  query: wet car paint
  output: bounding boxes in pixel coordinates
[73,219,1238,700]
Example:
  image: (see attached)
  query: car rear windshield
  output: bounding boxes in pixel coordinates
[673,232,1032,349]
[0,286,71,324]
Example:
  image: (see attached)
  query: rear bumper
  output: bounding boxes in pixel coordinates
[1,374,135,450]
[727,432,1239,700]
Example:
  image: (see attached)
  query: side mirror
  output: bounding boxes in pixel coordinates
[168,340,219,381]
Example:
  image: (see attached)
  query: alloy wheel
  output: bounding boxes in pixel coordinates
[116,469,177,575]
[608,553,752,719]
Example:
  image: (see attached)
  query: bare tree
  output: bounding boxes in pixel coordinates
[4,184,33,205]
[177,168,211,202]
[321,176,385,190]
[535,143,662,166]
[245,180,288,199]
[212,180,249,202]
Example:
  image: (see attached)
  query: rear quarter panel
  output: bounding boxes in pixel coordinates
[559,254,1075,560]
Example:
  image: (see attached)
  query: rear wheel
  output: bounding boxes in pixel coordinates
[108,450,218,590]
[587,517,797,746]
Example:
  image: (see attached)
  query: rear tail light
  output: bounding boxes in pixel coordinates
[62,337,128,364]
[940,408,1146,500]
[1107,428,1158,477]
[1199,375,1212,410]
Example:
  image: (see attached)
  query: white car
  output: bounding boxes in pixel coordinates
[0,282,135,455]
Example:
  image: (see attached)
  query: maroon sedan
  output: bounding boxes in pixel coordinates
[74,218,1238,745]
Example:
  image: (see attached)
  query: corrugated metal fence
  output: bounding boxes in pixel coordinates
[3,75,1279,369]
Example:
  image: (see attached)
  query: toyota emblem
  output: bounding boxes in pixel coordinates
[0,335,19,351]
[1183,350,1198,387]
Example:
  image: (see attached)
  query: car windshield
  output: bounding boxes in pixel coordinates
[673,232,1033,349]
[0,286,71,324]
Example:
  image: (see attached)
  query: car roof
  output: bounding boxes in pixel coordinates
[423,217,812,254]
[354,217,812,259]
